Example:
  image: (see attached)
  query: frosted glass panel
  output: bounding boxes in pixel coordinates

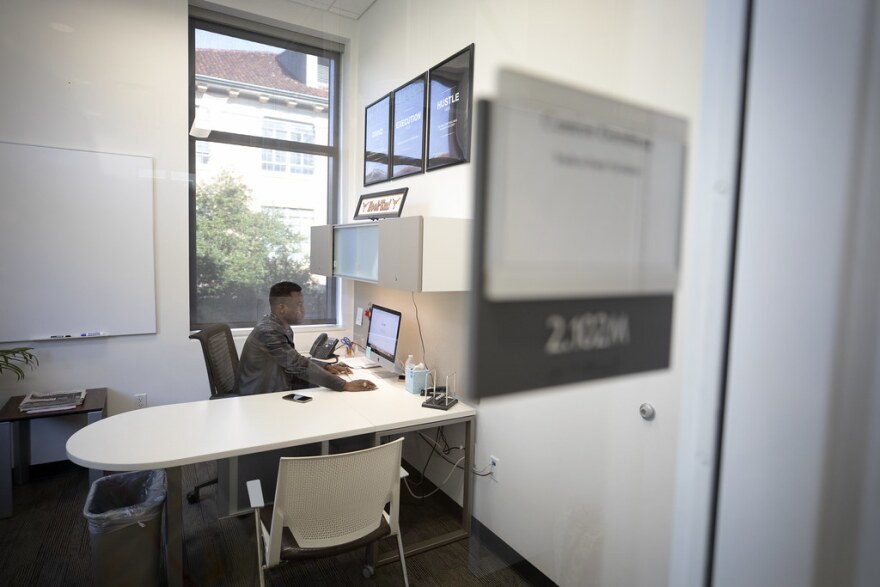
[333,224,378,282]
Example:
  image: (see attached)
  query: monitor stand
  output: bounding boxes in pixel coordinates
[369,355,401,380]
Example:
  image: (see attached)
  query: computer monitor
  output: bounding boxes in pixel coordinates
[366,304,402,371]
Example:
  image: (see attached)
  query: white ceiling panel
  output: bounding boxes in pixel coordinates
[285,0,376,19]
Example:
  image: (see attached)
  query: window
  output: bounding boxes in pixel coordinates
[189,12,341,329]
[261,119,315,174]
[195,139,211,164]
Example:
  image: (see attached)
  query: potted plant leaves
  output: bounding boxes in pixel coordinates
[0,347,39,380]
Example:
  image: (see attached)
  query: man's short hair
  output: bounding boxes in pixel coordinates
[269,281,302,309]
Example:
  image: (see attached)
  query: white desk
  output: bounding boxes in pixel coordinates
[66,372,475,587]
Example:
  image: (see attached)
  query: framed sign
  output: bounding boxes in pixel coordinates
[392,73,426,179]
[427,44,474,171]
[353,187,408,221]
[468,69,687,399]
[364,94,392,185]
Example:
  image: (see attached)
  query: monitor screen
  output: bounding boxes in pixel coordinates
[366,304,402,364]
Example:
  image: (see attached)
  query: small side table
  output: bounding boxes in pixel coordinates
[0,387,107,518]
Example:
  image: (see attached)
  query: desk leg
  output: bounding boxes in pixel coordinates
[165,466,184,587]
[462,418,473,533]
[376,417,476,567]
[217,457,238,518]
[86,411,104,484]
[0,422,11,518]
[12,420,30,485]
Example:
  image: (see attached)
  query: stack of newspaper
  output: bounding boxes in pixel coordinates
[18,390,87,414]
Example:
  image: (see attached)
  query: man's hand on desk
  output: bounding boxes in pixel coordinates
[325,363,352,376]
[342,379,377,392]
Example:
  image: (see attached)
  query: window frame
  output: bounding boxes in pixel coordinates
[188,12,341,331]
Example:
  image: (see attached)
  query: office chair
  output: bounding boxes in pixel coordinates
[247,437,409,587]
[188,323,240,503]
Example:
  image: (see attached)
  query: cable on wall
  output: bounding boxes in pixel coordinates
[411,291,428,369]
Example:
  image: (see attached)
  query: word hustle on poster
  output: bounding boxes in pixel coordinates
[436,91,460,111]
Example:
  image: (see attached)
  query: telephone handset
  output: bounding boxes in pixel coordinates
[309,332,339,360]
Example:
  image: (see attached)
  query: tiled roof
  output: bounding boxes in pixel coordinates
[195,49,328,99]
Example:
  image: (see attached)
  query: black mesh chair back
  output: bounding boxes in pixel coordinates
[189,323,240,398]
[187,323,240,503]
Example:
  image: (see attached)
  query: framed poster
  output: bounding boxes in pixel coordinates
[427,44,474,171]
[391,73,426,179]
[364,93,391,185]
[353,187,408,221]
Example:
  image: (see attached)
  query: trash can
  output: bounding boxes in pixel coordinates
[83,469,166,587]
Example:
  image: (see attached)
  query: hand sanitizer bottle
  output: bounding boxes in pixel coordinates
[404,354,415,392]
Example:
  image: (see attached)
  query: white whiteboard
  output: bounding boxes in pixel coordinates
[0,142,156,343]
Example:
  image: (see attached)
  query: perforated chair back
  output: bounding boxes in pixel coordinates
[266,438,404,563]
[189,323,240,398]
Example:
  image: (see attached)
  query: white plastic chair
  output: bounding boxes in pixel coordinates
[247,437,408,586]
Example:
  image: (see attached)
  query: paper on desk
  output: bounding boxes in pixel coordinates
[19,389,86,412]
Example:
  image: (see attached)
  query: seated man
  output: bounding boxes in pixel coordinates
[238,281,377,394]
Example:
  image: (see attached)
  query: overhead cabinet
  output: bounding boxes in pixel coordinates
[310,216,471,292]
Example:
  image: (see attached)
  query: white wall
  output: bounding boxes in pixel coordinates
[353,1,705,585]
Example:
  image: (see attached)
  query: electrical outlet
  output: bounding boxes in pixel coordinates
[489,455,499,483]
[134,393,147,409]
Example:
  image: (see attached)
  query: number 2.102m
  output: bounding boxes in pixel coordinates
[544,312,631,355]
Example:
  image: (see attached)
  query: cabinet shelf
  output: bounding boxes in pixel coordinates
[310,216,471,292]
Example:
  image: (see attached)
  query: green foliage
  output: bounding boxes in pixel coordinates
[0,347,39,381]
[196,170,304,292]
[194,170,325,325]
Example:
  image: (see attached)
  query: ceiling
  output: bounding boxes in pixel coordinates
[285,0,376,20]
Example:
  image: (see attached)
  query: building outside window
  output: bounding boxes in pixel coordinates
[189,14,340,329]
[195,139,211,164]
[262,119,316,174]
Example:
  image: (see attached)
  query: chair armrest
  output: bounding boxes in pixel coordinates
[246,479,265,508]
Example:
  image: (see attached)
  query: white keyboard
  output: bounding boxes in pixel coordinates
[343,356,380,369]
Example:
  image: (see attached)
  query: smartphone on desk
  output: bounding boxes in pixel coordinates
[283,393,312,403]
